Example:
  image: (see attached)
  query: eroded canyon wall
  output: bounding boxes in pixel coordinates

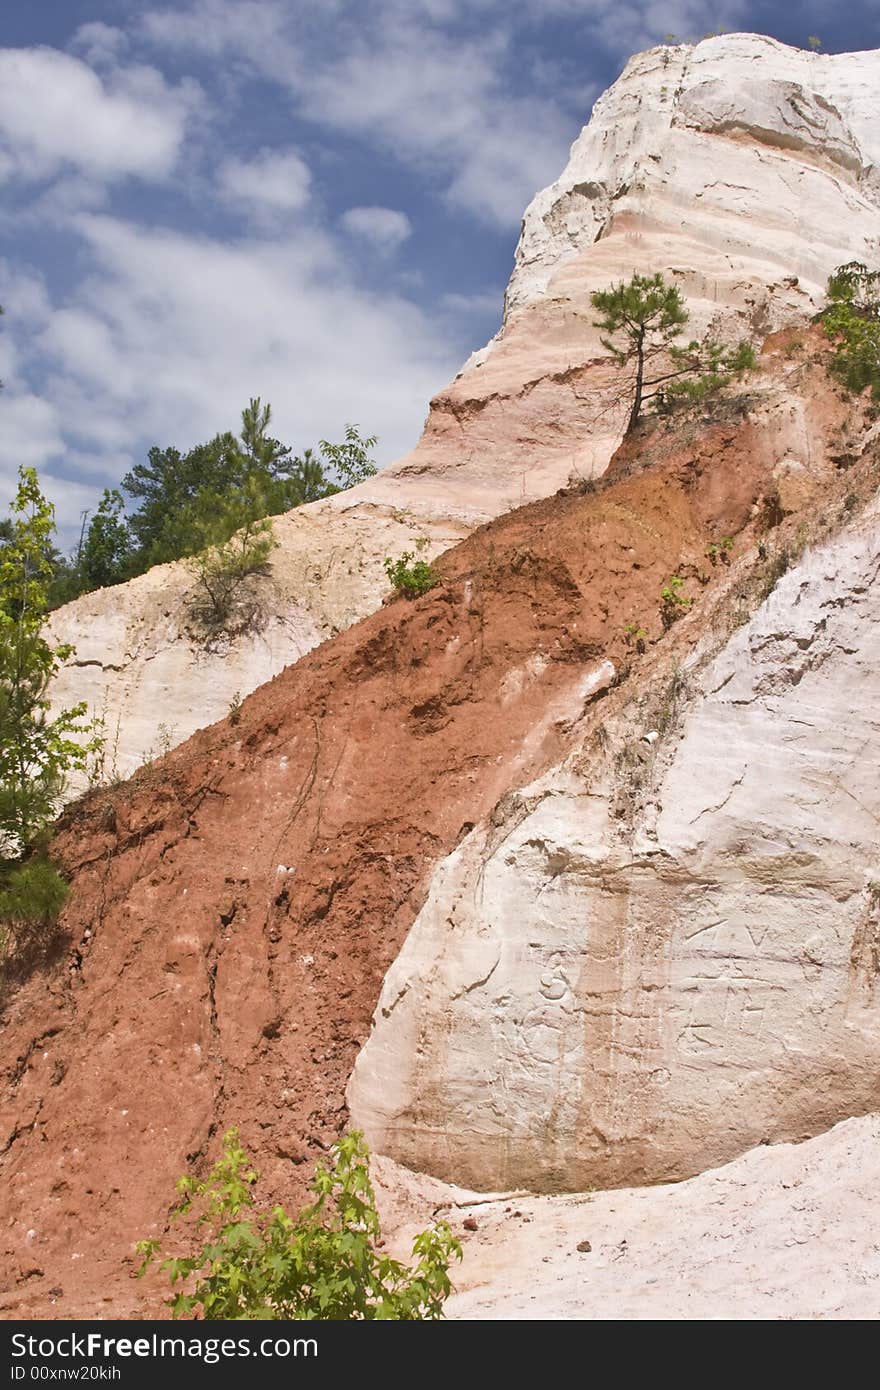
[349,498,880,1190]
[48,33,880,783]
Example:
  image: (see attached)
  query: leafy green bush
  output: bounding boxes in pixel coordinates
[1,467,98,854]
[660,575,692,627]
[383,540,438,598]
[317,424,378,490]
[706,536,734,566]
[623,621,648,653]
[137,1129,461,1320]
[822,261,880,402]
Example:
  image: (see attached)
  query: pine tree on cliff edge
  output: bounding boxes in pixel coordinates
[591,272,756,435]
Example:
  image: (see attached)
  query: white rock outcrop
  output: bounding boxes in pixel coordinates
[505,34,880,316]
[349,506,880,1190]
[50,33,880,782]
[441,1113,880,1320]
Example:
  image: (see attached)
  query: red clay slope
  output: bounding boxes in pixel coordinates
[0,348,846,1316]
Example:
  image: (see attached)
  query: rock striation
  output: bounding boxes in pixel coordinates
[441,1113,880,1320]
[49,33,880,783]
[4,326,878,1315]
[4,34,880,1319]
[349,488,880,1190]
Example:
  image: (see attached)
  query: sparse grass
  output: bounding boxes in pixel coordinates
[623,621,648,654]
[706,536,734,566]
[141,722,176,767]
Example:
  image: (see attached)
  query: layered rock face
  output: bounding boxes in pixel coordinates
[349,493,880,1190]
[49,33,880,783]
[5,35,880,1318]
[504,35,880,318]
[3,329,877,1315]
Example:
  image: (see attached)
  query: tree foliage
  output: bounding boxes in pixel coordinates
[121,404,375,577]
[80,489,132,591]
[48,404,379,605]
[186,483,276,630]
[122,434,243,569]
[591,272,755,433]
[822,261,880,402]
[0,467,96,854]
[137,1129,461,1321]
[317,424,378,491]
[0,855,69,971]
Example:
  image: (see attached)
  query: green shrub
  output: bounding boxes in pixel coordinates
[822,261,880,401]
[660,575,692,627]
[706,536,734,566]
[1,466,99,853]
[623,621,648,653]
[0,856,69,967]
[383,540,437,598]
[138,1129,461,1320]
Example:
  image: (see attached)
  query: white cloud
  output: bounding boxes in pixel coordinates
[572,0,751,51]
[70,22,130,68]
[0,262,52,333]
[141,2,577,226]
[340,206,412,252]
[140,0,296,76]
[0,47,201,184]
[0,392,64,475]
[2,0,771,547]
[218,148,312,211]
[294,26,572,226]
[3,212,467,544]
[138,0,756,225]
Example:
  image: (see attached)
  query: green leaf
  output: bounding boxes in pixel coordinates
[139,1128,459,1320]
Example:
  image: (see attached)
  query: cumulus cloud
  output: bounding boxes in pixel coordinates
[218,148,312,211]
[570,0,751,51]
[0,47,201,184]
[137,0,759,225]
[140,0,296,75]
[70,22,130,68]
[141,1,576,226]
[298,28,573,227]
[2,212,465,543]
[340,206,412,252]
[0,392,66,518]
[2,0,772,545]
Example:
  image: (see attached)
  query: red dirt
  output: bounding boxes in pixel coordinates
[0,350,850,1317]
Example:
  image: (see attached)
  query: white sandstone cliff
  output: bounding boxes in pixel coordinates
[348,496,880,1190]
[50,33,880,782]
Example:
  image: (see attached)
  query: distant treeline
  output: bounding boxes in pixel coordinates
[32,398,377,606]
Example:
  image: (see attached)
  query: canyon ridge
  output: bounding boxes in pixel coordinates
[2,32,880,1319]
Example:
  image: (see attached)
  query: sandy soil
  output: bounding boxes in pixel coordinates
[376,1115,880,1320]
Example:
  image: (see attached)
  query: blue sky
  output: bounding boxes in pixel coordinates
[0,1,877,546]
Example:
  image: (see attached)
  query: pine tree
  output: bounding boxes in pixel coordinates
[591,272,755,434]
